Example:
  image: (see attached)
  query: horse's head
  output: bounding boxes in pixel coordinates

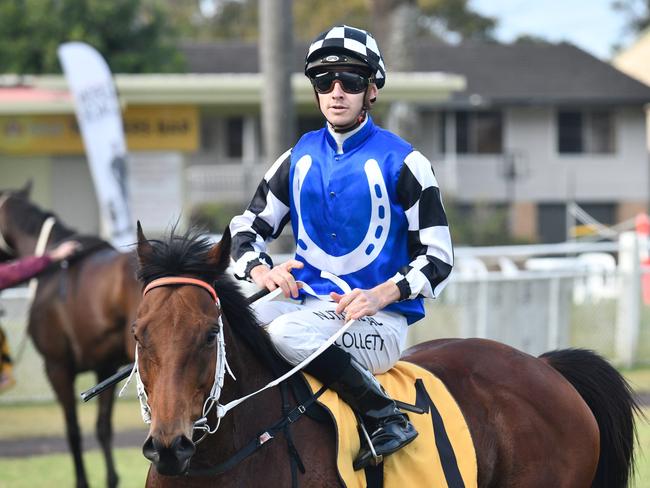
[0,181,33,261]
[134,222,232,476]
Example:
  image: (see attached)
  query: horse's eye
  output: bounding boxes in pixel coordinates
[206,330,218,347]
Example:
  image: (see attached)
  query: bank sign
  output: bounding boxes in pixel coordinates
[0,105,199,155]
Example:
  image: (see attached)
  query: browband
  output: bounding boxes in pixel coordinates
[143,277,218,303]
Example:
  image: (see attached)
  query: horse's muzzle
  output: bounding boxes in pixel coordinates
[143,434,196,476]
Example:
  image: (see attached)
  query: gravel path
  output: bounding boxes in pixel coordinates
[0,428,148,458]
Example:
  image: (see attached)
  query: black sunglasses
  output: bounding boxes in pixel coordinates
[310,71,370,94]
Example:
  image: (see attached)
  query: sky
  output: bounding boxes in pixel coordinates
[470,0,635,60]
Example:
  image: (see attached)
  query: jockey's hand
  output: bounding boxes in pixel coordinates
[249,260,304,298]
[330,281,401,321]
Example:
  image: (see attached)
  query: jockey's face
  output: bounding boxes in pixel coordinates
[316,72,378,130]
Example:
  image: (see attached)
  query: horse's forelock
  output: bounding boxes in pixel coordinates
[137,228,218,285]
[136,228,286,374]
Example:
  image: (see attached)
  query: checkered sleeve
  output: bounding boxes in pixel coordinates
[391,151,453,300]
[229,148,292,281]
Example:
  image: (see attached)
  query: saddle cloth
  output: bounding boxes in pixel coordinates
[304,361,477,488]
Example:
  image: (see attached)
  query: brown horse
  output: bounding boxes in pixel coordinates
[0,184,140,488]
[133,226,639,488]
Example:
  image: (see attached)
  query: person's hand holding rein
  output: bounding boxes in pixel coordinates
[330,280,401,321]
[250,259,304,298]
[48,241,81,262]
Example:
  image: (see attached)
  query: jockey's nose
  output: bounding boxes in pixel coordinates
[330,80,346,97]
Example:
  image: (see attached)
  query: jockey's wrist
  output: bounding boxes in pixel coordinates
[249,264,271,285]
[371,280,401,309]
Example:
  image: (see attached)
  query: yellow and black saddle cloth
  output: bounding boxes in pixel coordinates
[304,361,477,488]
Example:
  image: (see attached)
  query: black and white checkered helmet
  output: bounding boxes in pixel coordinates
[305,25,386,89]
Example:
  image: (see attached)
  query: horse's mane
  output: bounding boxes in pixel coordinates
[138,228,289,374]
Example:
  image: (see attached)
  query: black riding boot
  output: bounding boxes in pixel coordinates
[304,345,418,470]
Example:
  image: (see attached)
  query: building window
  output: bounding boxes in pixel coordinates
[226,117,243,158]
[455,111,503,154]
[200,113,219,153]
[557,110,615,154]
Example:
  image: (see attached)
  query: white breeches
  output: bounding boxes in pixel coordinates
[252,297,409,374]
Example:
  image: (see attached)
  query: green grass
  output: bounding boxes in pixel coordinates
[0,398,145,440]
[637,412,650,488]
[0,448,149,488]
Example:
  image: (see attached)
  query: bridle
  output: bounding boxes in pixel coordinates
[123,273,359,445]
[125,276,234,444]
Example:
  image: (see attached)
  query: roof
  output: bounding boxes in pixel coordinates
[0,72,464,114]
[0,85,72,113]
[181,40,650,107]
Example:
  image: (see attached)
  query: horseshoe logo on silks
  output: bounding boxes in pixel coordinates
[293,155,390,276]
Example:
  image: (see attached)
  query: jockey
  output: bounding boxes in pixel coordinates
[230,25,453,469]
[0,240,80,392]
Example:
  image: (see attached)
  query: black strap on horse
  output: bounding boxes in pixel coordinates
[280,380,306,488]
[186,384,327,479]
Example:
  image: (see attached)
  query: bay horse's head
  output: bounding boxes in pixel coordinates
[134,222,232,476]
[0,181,33,261]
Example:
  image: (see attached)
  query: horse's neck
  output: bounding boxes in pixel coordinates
[193,322,283,469]
[13,216,73,258]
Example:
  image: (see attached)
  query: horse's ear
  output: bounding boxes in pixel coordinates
[136,221,154,266]
[18,180,32,199]
[207,226,231,274]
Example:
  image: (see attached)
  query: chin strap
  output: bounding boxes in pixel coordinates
[329,110,367,133]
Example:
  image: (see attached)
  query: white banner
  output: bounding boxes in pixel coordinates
[58,42,135,250]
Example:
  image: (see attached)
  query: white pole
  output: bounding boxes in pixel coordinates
[615,231,641,367]
[547,277,560,350]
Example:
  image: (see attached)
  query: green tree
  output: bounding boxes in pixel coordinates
[613,0,650,34]
[161,0,496,43]
[0,0,184,74]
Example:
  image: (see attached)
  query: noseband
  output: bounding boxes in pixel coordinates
[125,276,233,444]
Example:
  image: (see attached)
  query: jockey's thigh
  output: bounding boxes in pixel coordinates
[253,298,408,374]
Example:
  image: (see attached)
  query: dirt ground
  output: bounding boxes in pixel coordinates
[0,428,148,457]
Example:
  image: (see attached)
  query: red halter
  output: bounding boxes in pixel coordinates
[143,277,218,303]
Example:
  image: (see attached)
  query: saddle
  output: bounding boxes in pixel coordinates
[300,361,478,488]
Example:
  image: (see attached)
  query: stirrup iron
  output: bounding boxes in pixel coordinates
[357,416,383,468]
